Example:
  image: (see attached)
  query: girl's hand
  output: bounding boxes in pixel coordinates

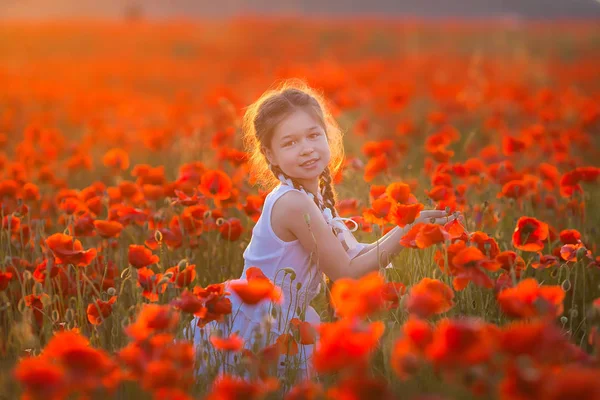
[412,209,462,227]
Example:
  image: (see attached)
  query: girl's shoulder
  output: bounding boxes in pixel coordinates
[269,184,312,212]
[269,185,312,243]
[267,183,307,203]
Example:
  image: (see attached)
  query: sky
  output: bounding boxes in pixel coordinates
[2,0,600,19]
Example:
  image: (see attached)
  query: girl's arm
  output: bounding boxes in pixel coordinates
[347,225,410,278]
[352,226,404,259]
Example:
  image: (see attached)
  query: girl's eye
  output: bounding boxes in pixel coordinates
[283,141,296,147]
[310,133,320,138]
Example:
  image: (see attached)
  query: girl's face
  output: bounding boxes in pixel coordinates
[264,108,331,188]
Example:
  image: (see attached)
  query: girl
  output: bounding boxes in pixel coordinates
[189,79,459,383]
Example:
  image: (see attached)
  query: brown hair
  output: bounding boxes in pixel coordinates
[241,79,345,217]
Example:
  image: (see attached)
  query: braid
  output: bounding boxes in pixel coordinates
[319,166,338,218]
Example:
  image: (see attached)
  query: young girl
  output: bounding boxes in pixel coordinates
[189,79,459,383]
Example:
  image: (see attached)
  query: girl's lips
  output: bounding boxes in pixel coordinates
[300,158,319,168]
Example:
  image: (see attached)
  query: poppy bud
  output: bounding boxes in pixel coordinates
[22,270,32,282]
[203,210,212,219]
[154,230,163,243]
[561,279,571,292]
[32,282,43,296]
[560,316,568,325]
[576,246,588,262]
[107,287,117,296]
[282,267,297,281]
[65,308,75,323]
[569,308,579,319]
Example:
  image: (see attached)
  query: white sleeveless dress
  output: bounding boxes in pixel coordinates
[188,184,370,379]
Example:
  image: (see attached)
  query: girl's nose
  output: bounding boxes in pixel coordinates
[301,146,314,155]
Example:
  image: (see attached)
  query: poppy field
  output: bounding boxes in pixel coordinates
[1,17,600,399]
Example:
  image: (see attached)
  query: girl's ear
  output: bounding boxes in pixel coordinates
[262,146,277,167]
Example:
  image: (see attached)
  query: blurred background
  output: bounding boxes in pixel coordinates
[2,0,600,19]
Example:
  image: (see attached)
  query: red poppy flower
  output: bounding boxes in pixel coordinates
[385,182,417,204]
[128,245,159,269]
[380,282,406,309]
[199,170,232,200]
[330,271,387,319]
[14,357,66,400]
[86,296,117,325]
[102,148,130,171]
[389,203,424,228]
[166,263,197,288]
[443,218,469,242]
[499,319,577,364]
[531,254,560,269]
[425,185,454,202]
[93,220,124,239]
[497,278,564,319]
[242,194,264,222]
[229,279,283,305]
[495,251,526,276]
[429,146,455,163]
[498,180,528,199]
[415,224,450,249]
[450,247,501,290]
[210,333,244,352]
[125,304,180,341]
[561,166,599,186]
[399,223,425,248]
[560,243,591,262]
[245,266,268,281]
[194,291,232,328]
[363,197,394,226]
[286,380,324,400]
[24,294,48,327]
[290,318,317,345]
[206,375,277,400]
[559,229,581,245]
[45,233,97,267]
[276,333,299,357]
[362,140,395,158]
[512,217,549,252]
[426,318,497,369]
[313,319,385,373]
[432,172,453,187]
[406,278,454,318]
[171,290,204,314]
[391,337,422,380]
[494,273,514,294]
[218,218,243,241]
[326,374,394,400]
[502,135,528,155]
[369,185,387,200]
[137,267,167,302]
[470,231,500,259]
[363,154,389,182]
[0,271,14,291]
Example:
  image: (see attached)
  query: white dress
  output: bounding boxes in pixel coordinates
[188,183,370,380]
